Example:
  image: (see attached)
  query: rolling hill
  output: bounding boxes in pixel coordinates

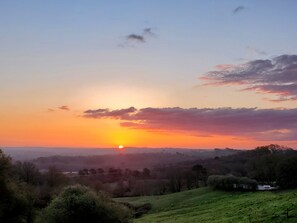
[116,187,297,223]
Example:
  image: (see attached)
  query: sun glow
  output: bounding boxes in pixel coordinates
[118,145,124,150]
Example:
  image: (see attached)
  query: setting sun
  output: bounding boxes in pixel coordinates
[118,145,124,150]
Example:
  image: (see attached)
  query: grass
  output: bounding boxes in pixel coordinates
[115,187,297,223]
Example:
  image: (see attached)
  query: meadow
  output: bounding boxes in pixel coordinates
[116,187,297,223]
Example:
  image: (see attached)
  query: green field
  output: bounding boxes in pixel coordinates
[116,187,297,223]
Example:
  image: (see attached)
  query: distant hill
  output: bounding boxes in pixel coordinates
[2,147,240,161]
[0,147,238,171]
[116,187,297,223]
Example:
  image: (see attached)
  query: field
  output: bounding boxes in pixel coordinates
[116,187,297,223]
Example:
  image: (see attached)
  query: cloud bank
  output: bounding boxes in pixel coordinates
[83,107,297,141]
[201,54,297,101]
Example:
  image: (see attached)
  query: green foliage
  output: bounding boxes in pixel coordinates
[38,185,132,223]
[0,180,30,223]
[0,148,11,176]
[0,149,31,223]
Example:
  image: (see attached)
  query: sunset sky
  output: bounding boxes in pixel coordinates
[1,0,297,149]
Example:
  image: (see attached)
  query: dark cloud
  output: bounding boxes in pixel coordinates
[200,54,297,101]
[126,34,145,43]
[121,28,156,47]
[58,105,70,111]
[233,6,245,14]
[83,107,297,141]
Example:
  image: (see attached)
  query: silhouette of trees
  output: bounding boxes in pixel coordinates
[276,156,297,188]
[14,161,41,185]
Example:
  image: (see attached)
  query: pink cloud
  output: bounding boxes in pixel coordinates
[84,107,297,141]
[201,55,297,101]
[84,107,136,119]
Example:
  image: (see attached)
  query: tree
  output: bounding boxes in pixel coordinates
[167,168,183,193]
[83,168,89,175]
[97,168,104,175]
[44,166,67,188]
[142,168,151,178]
[132,170,141,178]
[192,164,207,187]
[14,161,41,185]
[89,168,97,175]
[276,156,297,188]
[184,170,196,190]
[0,148,11,177]
[0,149,30,223]
[38,185,132,223]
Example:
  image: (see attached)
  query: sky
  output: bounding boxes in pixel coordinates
[1,0,297,149]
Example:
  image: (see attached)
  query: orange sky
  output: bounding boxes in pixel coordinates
[1,107,296,149]
[1,1,297,149]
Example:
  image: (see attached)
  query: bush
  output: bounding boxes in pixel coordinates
[120,202,152,218]
[207,175,257,191]
[37,185,132,223]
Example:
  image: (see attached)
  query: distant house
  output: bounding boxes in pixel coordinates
[257,185,278,191]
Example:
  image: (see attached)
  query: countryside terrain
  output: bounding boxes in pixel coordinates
[116,187,297,223]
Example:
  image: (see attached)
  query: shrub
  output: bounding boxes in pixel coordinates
[37,185,132,223]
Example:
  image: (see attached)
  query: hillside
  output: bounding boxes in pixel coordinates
[28,148,238,171]
[116,187,297,223]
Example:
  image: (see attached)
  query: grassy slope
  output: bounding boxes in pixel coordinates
[115,187,297,223]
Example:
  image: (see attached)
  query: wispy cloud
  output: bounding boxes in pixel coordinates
[58,105,70,111]
[83,107,297,141]
[233,6,245,14]
[200,54,297,101]
[84,107,136,118]
[120,27,157,47]
[143,28,156,37]
[126,34,145,43]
